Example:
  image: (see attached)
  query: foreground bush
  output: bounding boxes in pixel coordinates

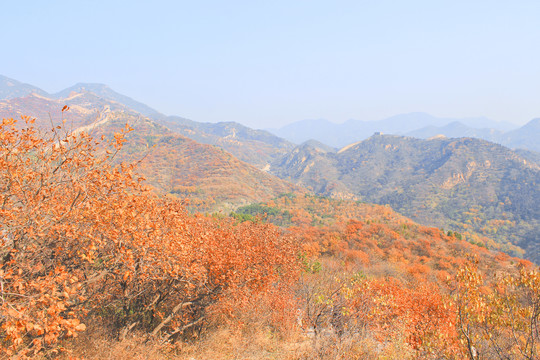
[0,115,299,358]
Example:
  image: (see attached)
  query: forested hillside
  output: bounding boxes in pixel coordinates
[272,134,540,262]
[97,113,300,210]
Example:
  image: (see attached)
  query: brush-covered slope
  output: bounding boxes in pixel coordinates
[104,114,299,210]
[4,115,538,359]
[272,141,351,199]
[272,135,540,262]
[501,118,540,152]
[233,194,528,273]
[514,148,540,165]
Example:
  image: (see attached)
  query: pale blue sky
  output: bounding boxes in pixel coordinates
[2,0,539,127]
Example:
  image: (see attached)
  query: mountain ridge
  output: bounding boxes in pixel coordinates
[0,86,301,211]
[157,116,295,169]
[0,75,49,99]
[2,75,536,152]
[0,75,293,170]
[54,82,164,119]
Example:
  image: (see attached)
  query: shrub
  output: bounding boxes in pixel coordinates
[0,115,300,357]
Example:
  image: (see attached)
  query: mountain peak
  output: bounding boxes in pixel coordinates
[0,75,49,100]
[299,139,336,153]
[69,83,111,91]
[54,83,162,118]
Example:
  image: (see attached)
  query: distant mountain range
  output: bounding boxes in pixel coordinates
[499,118,540,152]
[0,75,299,210]
[0,75,161,118]
[268,113,540,152]
[1,74,539,262]
[0,75,293,170]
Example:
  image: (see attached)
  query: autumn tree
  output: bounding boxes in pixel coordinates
[451,257,539,359]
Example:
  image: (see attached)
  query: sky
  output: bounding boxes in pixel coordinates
[1,0,539,128]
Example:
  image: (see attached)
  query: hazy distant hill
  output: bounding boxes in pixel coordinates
[268,118,344,147]
[0,75,49,99]
[157,116,295,169]
[299,139,337,153]
[0,77,151,133]
[0,92,132,131]
[406,121,504,142]
[272,134,540,262]
[272,140,350,199]
[0,75,162,119]
[269,113,518,148]
[500,118,540,152]
[407,119,540,153]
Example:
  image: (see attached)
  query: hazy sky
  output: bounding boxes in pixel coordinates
[2,0,539,128]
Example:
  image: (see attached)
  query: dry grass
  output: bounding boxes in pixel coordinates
[52,323,417,360]
[57,327,171,360]
[54,322,305,360]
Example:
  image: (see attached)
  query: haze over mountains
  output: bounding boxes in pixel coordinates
[0,75,162,118]
[1,74,539,262]
[0,75,296,169]
[0,75,299,210]
[268,113,540,152]
[2,74,538,153]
